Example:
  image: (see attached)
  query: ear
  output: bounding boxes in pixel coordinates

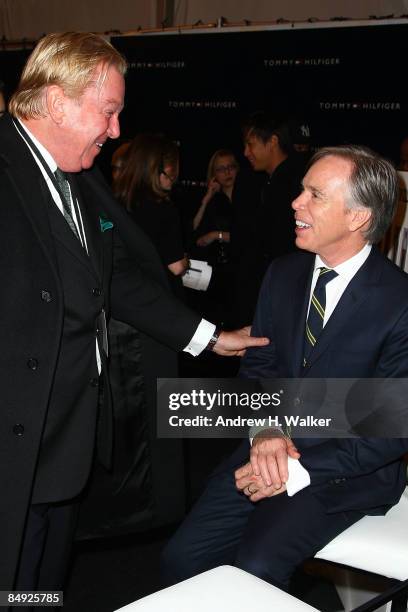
[348,206,372,233]
[45,85,66,124]
[267,134,279,151]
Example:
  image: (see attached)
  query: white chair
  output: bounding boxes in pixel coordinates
[315,487,408,611]
[114,565,319,611]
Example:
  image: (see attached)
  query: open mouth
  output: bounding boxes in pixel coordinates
[296,220,311,229]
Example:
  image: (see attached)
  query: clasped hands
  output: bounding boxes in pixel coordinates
[235,434,300,502]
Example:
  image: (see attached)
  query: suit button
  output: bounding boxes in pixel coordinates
[13,424,25,436]
[41,290,52,302]
[92,288,102,297]
[293,397,301,407]
[90,377,99,387]
[27,358,38,370]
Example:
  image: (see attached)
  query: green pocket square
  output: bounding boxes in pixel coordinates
[99,216,114,232]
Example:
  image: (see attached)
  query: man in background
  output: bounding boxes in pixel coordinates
[231,112,305,326]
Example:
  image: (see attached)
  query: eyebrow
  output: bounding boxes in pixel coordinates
[302,180,325,198]
[104,97,124,110]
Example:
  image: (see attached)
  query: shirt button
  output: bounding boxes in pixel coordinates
[92,288,102,297]
[293,397,301,407]
[89,377,99,387]
[41,290,52,302]
[27,358,38,370]
[13,424,25,436]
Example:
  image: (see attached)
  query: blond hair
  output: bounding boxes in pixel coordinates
[9,32,127,119]
[206,149,238,183]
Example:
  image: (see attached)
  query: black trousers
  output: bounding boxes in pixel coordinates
[15,500,79,592]
[161,442,364,590]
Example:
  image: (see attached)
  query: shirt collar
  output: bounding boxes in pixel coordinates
[314,243,372,281]
[17,118,58,173]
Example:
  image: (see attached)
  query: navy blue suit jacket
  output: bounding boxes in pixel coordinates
[240,248,408,515]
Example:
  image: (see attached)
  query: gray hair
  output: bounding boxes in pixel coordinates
[310,145,398,244]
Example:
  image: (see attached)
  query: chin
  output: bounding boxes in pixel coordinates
[80,158,96,171]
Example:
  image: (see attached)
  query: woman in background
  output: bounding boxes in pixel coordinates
[191,149,239,327]
[115,133,188,297]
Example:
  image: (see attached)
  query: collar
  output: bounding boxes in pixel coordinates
[314,243,372,280]
[16,119,58,173]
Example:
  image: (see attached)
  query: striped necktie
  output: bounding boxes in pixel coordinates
[304,267,338,366]
[54,168,80,241]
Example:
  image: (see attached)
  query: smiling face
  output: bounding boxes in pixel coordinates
[58,65,125,172]
[292,155,370,266]
[244,131,273,172]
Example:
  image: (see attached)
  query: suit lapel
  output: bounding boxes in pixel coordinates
[291,262,315,376]
[69,173,103,280]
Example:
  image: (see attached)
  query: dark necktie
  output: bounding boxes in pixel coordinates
[304,267,338,365]
[54,168,80,240]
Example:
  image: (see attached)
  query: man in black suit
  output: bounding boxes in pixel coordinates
[0,32,268,592]
[162,145,408,590]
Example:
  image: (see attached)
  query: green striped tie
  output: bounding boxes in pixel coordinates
[54,168,80,240]
[304,267,338,365]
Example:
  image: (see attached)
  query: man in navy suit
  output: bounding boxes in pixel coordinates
[162,145,408,590]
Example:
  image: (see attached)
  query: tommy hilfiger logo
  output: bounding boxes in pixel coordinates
[169,100,237,109]
[180,179,207,188]
[320,101,401,111]
[264,57,340,67]
[129,61,185,69]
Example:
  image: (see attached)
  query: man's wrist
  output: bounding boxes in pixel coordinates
[206,325,221,351]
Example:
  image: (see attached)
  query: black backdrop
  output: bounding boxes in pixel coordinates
[1,22,407,182]
[110,21,408,185]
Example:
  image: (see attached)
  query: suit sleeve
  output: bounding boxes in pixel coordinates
[239,264,278,378]
[300,438,408,485]
[110,226,201,352]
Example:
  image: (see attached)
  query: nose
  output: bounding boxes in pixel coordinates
[107,115,120,139]
[292,190,305,211]
[243,144,250,158]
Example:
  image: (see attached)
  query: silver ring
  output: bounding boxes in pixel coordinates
[247,485,257,495]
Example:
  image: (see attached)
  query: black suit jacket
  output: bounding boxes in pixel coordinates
[0,114,201,588]
[240,248,408,514]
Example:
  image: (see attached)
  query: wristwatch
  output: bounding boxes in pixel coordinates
[206,326,221,351]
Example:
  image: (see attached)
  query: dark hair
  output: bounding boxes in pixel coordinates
[310,145,398,243]
[242,111,293,154]
[0,79,6,113]
[114,133,179,209]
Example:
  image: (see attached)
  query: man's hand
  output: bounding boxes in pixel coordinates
[250,432,300,489]
[212,327,269,357]
[235,462,287,502]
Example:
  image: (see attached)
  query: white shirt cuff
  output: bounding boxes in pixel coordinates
[183,319,215,356]
[286,457,311,496]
